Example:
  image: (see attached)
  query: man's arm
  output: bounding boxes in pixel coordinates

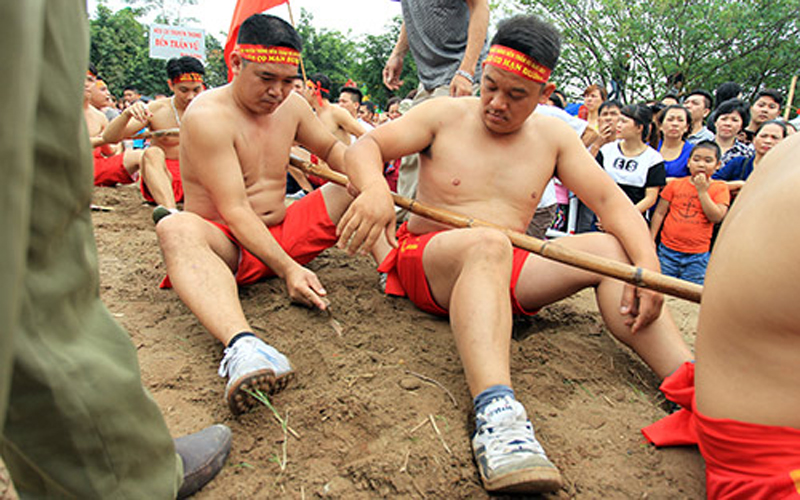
[451,0,490,97]
[338,99,445,254]
[554,125,663,332]
[334,106,367,139]
[102,101,151,144]
[182,105,327,309]
[649,198,669,241]
[383,21,408,91]
[294,96,347,172]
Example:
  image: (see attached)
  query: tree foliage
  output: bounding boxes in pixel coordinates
[90,5,168,96]
[515,0,800,104]
[90,3,226,97]
[350,16,419,108]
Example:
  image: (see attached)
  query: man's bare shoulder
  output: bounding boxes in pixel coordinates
[87,104,107,121]
[182,88,237,131]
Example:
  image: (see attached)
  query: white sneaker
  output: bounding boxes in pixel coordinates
[218,336,294,415]
[472,396,563,493]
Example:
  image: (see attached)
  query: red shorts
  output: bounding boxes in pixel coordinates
[377,223,537,317]
[93,148,134,186]
[141,157,183,203]
[642,362,800,499]
[161,189,336,288]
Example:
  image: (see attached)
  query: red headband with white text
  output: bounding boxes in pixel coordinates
[235,44,300,66]
[171,72,204,85]
[483,45,551,84]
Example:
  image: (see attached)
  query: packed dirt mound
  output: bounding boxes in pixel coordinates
[1,184,705,499]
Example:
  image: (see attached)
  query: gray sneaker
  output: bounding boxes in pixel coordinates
[472,396,563,493]
[217,336,294,415]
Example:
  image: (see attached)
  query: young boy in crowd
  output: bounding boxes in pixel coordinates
[649,140,730,284]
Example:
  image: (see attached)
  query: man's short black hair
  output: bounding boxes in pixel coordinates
[490,15,561,71]
[308,73,331,100]
[685,89,713,110]
[714,82,741,110]
[710,98,750,132]
[166,56,205,81]
[692,140,721,161]
[598,99,622,114]
[755,88,784,107]
[238,13,302,52]
[387,96,401,108]
[340,86,363,104]
[123,86,139,94]
[88,62,98,78]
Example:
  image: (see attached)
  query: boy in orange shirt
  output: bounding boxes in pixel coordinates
[650,140,730,284]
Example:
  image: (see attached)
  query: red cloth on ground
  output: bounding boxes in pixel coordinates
[141,157,183,203]
[92,148,134,186]
[377,222,538,317]
[160,189,336,288]
[642,362,800,499]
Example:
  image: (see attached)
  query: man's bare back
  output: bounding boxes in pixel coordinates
[695,132,800,428]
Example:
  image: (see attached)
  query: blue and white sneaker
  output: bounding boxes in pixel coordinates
[217,336,294,415]
[472,396,562,493]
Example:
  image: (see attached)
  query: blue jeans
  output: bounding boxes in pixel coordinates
[658,243,709,285]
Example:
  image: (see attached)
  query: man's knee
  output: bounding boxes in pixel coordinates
[459,228,514,266]
[156,213,205,255]
[142,146,166,165]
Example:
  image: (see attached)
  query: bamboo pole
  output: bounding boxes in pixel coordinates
[289,155,703,304]
[132,128,180,140]
[285,0,308,83]
[784,75,797,121]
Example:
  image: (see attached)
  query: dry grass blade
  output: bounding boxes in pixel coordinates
[428,414,452,455]
[405,370,458,408]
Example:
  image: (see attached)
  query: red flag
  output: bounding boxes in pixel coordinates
[224,0,289,81]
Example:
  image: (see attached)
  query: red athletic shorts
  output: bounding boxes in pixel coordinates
[642,362,800,499]
[160,189,336,288]
[93,148,134,186]
[377,222,537,317]
[141,157,183,203]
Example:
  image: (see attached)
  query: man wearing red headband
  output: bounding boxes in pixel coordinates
[340,15,692,494]
[103,56,205,216]
[155,14,366,416]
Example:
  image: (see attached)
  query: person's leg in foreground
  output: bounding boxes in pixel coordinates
[0,2,229,497]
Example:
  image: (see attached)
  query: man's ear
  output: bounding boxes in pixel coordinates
[539,82,556,103]
[230,52,244,77]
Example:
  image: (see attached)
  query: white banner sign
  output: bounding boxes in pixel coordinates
[149,24,206,61]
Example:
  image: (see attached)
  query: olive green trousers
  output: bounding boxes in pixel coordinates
[0,1,181,497]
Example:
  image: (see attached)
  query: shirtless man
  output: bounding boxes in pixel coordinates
[84,65,142,186]
[155,14,360,416]
[103,56,205,217]
[302,72,365,146]
[643,132,800,497]
[339,15,692,494]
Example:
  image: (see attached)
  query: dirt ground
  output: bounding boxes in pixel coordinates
[2,184,706,499]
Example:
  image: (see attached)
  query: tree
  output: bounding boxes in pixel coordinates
[350,15,419,109]
[294,9,358,98]
[123,0,199,26]
[90,5,168,97]
[515,0,800,103]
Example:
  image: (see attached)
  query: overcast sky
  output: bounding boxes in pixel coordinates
[87,0,402,42]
